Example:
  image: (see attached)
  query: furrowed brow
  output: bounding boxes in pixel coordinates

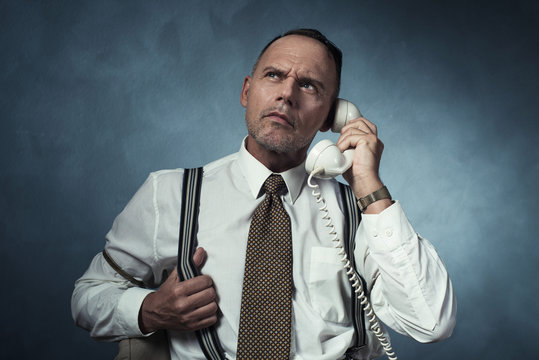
[299,76,325,91]
[261,66,285,75]
[260,66,327,93]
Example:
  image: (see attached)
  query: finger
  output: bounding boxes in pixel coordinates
[193,247,207,269]
[171,303,218,332]
[361,117,378,135]
[339,127,369,139]
[342,118,376,135]
[185,285,217,309]
[338,121,369,147]
[337,132,379,153]
[164,267,180,283]
[181,275,214,296]
[337,130,364,149]
[336,133,358,152]
[189,313,218,331]
[187,297,219,319]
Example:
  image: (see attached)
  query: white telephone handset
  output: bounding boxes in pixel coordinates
[305,99,397,360]
[305,99,362,179]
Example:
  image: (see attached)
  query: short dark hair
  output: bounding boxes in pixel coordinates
[253,28,343,97]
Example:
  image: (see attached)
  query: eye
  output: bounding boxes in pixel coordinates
[266,71,279,79]
[300,81,317,92]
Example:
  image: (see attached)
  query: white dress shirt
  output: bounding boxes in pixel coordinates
[72,139,456,359]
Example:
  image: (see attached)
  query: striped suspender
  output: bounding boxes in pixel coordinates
[339,182,368,351]
[177,167,226,360]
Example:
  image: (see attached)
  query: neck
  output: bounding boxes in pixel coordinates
[245,136,307,173]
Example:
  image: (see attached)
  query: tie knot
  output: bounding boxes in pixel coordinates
[263,174,287,195]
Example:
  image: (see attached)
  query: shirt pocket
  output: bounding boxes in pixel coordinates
[308,246,351,324]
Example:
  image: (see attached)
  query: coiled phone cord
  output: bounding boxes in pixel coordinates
[307,169,397,360]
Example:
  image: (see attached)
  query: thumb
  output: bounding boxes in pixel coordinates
[166,267,180,282]
[159,267,180,288]
[193,247,207,269]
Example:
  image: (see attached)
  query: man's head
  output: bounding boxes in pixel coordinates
[241,29,343,171]
[253,29,343,98]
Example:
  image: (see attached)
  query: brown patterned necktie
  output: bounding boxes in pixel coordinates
[236,174,294,359]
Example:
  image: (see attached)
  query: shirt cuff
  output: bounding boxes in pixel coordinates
[360,200,416,252]
[116,286,155,337]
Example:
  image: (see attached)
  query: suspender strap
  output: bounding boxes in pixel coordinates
[177,167,204,281]
[178,167,226,360]
[102,249,146,288]
[339,182,368,351]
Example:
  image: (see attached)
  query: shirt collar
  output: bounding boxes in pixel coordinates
[237,137,306,204]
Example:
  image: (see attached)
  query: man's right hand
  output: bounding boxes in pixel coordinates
[138,247,218,333]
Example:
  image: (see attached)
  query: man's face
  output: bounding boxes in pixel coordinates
[241,35,338,156]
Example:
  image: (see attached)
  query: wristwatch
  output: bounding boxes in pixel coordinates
[357,186,391,212]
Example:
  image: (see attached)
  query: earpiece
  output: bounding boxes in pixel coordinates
[305,99,362,178]
[331,99,362,133]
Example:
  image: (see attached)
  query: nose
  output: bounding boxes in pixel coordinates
[277,77,297,107]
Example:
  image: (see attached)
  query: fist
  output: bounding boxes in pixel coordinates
[337,117,384,197]
[138,248,219,333]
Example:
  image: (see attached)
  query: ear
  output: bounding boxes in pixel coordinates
[240,75,251,108]
[319,100,337,132]
[319,122,331,133]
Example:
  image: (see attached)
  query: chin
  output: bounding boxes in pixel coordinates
[251,132,289,153]
[261,135,312,155]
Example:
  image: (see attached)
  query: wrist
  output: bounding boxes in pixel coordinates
[357,185,393,214]
[139,292,158,334]
[350,175,384,199]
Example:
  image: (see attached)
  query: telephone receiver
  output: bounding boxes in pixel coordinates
[304,99,397,359]
[305,100,396,360]
[305,99,362,179]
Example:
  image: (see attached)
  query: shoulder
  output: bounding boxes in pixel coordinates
[143,168,185,193]
[203,152,238,177]
[142,151,238,191]
[148,168,185,180]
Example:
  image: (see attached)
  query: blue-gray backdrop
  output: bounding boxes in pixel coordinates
[1,0,538,359]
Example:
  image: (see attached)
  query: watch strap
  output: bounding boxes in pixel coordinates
[357,186,391,212]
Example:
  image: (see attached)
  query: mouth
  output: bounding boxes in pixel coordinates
[265,111,293,128]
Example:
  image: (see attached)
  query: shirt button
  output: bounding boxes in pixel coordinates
[385,229,393,237]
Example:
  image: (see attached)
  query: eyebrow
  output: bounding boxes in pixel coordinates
[261,66,327,92]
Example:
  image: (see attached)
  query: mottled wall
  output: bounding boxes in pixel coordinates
[1,0,537,359]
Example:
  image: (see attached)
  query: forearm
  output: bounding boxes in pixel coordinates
[355,202,457,342]
[71,253,153,341]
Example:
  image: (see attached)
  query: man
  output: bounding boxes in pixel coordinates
[72,29,456,359]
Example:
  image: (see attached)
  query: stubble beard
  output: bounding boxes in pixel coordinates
[247,117,312,154]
